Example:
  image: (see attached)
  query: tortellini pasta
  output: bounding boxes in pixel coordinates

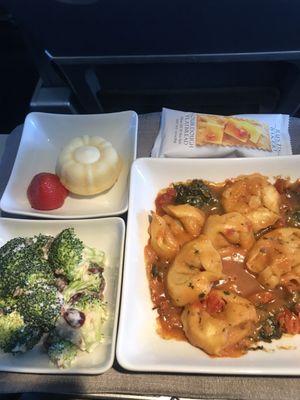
[181,290,257,356]
[167,235,223,306]
[222,174,280,232]
[203,212,255,251]
[246,227,300,289]
[146,173,300,357]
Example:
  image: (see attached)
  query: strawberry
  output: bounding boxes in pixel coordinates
[27,173,69,210]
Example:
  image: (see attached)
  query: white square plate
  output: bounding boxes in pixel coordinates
[0,111,137,218]
[117,156,300,375]
[0,217,125,374]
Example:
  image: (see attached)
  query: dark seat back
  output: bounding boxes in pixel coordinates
[5,0,300,114]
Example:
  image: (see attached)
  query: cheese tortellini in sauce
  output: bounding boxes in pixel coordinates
[222,174,280,232]
[146,173,300,358]
[167,235,223,307]
[181,290,257,356]
[246,228,300,289]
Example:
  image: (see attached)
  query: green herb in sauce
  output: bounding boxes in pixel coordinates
[174,180,220,210]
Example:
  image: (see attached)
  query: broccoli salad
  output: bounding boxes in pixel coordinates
[0,228,107,368]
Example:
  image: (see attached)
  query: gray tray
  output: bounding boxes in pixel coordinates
[0,113,299,399]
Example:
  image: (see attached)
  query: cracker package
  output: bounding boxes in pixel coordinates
[152,108,292,158]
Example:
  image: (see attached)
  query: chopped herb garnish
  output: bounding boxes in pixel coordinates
[174,179,220,210]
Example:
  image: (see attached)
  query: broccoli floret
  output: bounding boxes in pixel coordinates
[56,294,107,352]
[29,234,54,260]
[0,235,51,269]
[25,262,55,288]
[62,245,106,301]
[0,310,42,353]
[48,339,78,368]
[0,311,24,351]
[0,258,54,298]
[0,235,55,297]
[46,332,78,368]
[0,237,28,263]
[17,283,63,332]
[0,240,32,289]
[3,325,42,354]
[48,228,84,281]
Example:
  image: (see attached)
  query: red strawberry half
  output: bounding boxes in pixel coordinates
[27,173,69,210]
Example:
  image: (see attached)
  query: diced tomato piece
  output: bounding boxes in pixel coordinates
[205,292,226,314]
[277,308,300,335]
[155,188,176,212]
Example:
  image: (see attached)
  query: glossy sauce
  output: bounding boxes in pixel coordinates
[216,247,263,297]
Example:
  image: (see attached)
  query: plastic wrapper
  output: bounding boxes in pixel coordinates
[152,108,292,158]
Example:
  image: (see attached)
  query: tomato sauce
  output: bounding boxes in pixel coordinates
[217,247,263,297]
[145,176,300,353]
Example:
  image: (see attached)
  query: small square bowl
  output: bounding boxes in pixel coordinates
[0,217,125,374]
[0,111,137,218]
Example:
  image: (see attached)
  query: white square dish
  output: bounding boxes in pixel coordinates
[117,156,300,375]
[0,111,137,218]
[0,217,125,374]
